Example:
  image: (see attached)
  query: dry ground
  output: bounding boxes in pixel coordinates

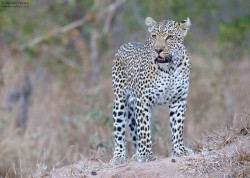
[51,156,192,178]
[43,118,250,178]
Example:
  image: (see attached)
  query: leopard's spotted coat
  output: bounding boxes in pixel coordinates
[111,17,193,164]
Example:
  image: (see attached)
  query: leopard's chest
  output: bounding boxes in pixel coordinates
[146,74,173,105]
[125,62,189,105]
[145,71,188,105]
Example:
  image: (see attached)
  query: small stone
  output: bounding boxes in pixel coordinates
[171,158,176,163]
[91,171,97,176]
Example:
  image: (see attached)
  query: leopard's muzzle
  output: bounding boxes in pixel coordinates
[155,54,172,63]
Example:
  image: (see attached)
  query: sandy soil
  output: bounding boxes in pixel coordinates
[50,156,201,178]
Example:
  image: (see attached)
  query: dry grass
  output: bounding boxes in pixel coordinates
[0,56,114,177]
[193,113,250,152]
[181,114,250,177]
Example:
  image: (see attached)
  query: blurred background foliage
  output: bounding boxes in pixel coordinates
[0,0,250,177]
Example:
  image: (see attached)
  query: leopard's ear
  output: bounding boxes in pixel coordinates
[179,17,191,37]
[145,17,157,33]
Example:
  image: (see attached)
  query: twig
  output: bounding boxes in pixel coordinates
[19,157,23,178]
[48,49,80,70]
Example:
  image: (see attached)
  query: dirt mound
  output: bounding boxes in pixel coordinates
[48,119,250,178]
[51,156,194,178]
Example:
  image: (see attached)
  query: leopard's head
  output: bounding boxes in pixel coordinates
[145,17,191,63]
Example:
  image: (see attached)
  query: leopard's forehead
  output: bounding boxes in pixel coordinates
[153,20,177,34]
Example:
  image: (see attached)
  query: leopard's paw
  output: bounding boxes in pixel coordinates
[173,145,194,157]
[109,156,126,166]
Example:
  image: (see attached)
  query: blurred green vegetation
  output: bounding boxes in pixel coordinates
[217,15,250,60]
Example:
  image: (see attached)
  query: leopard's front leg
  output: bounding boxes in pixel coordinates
[110,96,128,165]
[169,92,194,157]
[134,99,155,162]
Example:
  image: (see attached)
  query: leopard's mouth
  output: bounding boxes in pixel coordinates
[155,54,172,63]
[157,56,165,62]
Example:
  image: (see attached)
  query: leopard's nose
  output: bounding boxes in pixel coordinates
[155,49,163,54]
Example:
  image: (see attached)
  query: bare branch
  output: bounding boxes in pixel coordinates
[18,0,126,51]
[102,0,126,35]
[19,17,88,51]
[97,0,126,20]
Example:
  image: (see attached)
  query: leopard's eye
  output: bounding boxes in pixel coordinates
[166,35,174,40]
[151,34,157,39]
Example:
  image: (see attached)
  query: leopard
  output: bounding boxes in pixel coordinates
[111,17,194,165]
